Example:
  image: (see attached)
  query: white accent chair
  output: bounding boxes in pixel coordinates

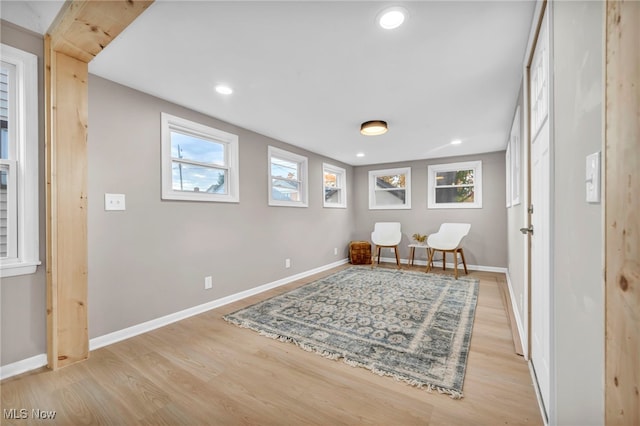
[426,223,471,279]
[371,222,402,269]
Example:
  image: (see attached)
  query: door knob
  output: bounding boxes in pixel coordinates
[520,225,534,235]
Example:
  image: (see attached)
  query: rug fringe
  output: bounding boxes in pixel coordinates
[222,315,464,399]
[342,357,463,399]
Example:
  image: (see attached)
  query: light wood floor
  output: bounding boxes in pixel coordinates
[1,264,542,425]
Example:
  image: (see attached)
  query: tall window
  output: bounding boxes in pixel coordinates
[0,44,40,277]
[1,65,13,259]
[268,146,308,207]
[323,163,347,208]
[427,161,482,209]
[368,167,411,210]
[161,113,239,203]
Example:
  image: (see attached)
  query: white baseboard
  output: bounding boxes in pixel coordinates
[1,258,349,380]
[505,271,526,357]
[90,258,349,351]
[377,256,508,274]
[0,353,47,380]
[529,360,549,425]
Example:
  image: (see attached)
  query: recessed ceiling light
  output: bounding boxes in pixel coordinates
[378,7,408,30]
[215,84,233,95]
[451,139,462,145]
[356,153,365,157]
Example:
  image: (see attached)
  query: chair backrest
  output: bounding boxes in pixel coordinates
[428,223,471,250]
[371,222,402,246]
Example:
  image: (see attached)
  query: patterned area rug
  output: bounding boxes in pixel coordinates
[223,267,479,398]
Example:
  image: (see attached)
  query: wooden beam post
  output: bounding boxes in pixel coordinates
[45,42,90,369]
[605,0,640,423]
[45,0,153,370]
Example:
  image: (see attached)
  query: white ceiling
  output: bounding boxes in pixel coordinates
[2,1,535,166]
[0,0,64,35]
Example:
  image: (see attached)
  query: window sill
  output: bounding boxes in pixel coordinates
[162,191,239,203]
[368,205,412,210]
[427,203,482,209]
[0,260,41,278]
[268,201,308,208]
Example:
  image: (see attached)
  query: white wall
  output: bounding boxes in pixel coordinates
[87,75,355,339]
[551,1,604,424]
[352,152,508,269]
[0,21,47,366]
[508,3,605,423]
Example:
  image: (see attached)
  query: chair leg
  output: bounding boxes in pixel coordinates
[459,248,468,274]
[453,250,459,279]
[377,246,382,264]
[371,245,376,268]
[426,249,436,273]
[442,252,446,270]
[394,246,400,269]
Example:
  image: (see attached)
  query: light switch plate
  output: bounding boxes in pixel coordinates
[585,152,600,203]
[105,193,126,211]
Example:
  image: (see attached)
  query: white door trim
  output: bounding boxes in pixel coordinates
[521,1,555,424]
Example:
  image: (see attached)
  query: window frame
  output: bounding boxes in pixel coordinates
[509,107,521,206]
[322,163,347,209]
[505,144,512,208]
[368,167,412,210]
[268,146,309,208]
[161,113,239,203]
[0,160,18,259]
[0,43,40,278]
[427,161,483,209]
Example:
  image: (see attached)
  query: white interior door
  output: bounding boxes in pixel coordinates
[529,9,551,416]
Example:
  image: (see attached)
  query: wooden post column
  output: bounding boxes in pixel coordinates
[45,0,153,370]
[605,0,639,423]
[45,41,89,369]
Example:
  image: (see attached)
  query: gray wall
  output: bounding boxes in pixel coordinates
[506,86,527,333]
[0,21,47,365]
[551,1,604,424]
[352,152,507,268]
[87,76,355,338]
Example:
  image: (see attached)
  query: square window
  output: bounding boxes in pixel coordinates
[161,113,239,202]
[368,167,411,210]
[428,161,482,209]
[268,146,308,207]
[323,163,347,208]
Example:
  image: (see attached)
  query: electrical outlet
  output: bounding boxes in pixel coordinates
[104,193,126,211]
[285,258,291,268]
[204,276,212,290]
[334,247,338,255]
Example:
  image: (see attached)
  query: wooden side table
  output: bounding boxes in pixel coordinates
[408,244,433,267]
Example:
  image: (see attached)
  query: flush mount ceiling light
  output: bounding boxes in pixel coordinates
[215,84,233,95]
[451,139,462,145]
[377,7,408,30]
[360,120,388,136]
